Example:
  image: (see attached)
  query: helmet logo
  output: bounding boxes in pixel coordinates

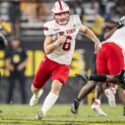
[58,0,63,10]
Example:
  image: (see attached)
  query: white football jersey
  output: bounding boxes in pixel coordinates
[104,27,125,51]
[43,15,82,65]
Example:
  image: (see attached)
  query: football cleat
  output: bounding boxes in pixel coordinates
[71,99,80,114]
[91,100,107,117]
[104,87,116,108]
[75,74,89,84]
[114,70,125,89]
[30,89,43,107]
[36,111,44,120]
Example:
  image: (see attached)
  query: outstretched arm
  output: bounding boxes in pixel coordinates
[76,70,125,89]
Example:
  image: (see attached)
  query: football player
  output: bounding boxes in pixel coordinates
[29,0,101,119]
[71,17,125,116]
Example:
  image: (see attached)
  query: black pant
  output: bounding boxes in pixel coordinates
[7,71,27,104]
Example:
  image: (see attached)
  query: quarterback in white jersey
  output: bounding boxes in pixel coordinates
[30,0,101,119]
[44,14,82,65]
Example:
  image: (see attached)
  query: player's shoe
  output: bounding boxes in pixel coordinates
[71,99,80,114]
[104,87,116,108]
[30,89,43,107]
[75,74,89,84]
[36,111,44,120]
[114,70,125,89]
[91,100,107,117]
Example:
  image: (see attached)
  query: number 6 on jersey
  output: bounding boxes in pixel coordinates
[62,36,72,51]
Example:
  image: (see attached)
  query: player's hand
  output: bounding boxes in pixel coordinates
[56,32,66,46]
[95,42,102,52]
[75,74,89,84]
[118,17,125,28]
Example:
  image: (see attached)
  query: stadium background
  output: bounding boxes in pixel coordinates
[0,0,124,104]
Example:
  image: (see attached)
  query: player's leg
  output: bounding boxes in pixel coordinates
[30,57,51,106]
[105,43,124,108]
[91,82,107,116]
[92,51,108,104]
[71,53,97,114]
[30,85,44,106]
[36,64,70,119]
[37,80,63,120]
[92,44,108,116]
[71,81,96,114]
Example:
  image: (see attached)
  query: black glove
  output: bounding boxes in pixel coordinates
[118,18,125,28]
[0,34,8,48]
[75,74,89,84]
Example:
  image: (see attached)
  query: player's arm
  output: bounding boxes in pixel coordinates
[104,21,118,40]
[76,70,125,89]
[44,33,66,54]
[79,25,101,52]
[104,18,125,40]
[104,26,117,40]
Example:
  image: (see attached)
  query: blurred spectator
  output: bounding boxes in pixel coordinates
[91,15,105,35]
[21,2,37,22]
[5,38,28,104]
[98,0,108,16]
[1,0,125,39]
[106,7,122,22]
[8,1,21,37]
[38,3,48,21]
[91,0,99,14]
[20,1,48,22]
[72,1,84,21]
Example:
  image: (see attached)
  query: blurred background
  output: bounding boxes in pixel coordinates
[0,0,125,104]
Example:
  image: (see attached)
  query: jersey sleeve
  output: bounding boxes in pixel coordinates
[43,22,55,36]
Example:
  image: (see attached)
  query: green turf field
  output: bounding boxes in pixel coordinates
[0,104,125,125]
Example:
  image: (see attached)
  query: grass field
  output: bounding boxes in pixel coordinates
[0,104,125,125]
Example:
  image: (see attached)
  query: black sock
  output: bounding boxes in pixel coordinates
[89,75,106,82]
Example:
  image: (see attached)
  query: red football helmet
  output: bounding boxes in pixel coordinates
[51,0,70,25]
